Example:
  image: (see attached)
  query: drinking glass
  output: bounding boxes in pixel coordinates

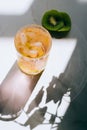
[14,24,52,75]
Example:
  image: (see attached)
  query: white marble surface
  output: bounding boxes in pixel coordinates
[0,38,16,83]
[0,0,34,15]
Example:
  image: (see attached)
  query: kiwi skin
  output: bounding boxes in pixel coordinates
[49,30,70,38]
[41,10,72,38]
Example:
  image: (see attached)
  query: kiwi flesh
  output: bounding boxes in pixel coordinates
[42,10,64,31]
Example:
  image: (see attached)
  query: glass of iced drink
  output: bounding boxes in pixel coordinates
[14,24,52,75]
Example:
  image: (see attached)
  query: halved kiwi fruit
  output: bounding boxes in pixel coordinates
[41,10,71,38]
[42,10,64,31]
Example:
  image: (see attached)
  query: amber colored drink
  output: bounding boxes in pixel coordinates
[14,24,52,75]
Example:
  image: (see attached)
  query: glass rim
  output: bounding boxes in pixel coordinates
[14,24,52,60]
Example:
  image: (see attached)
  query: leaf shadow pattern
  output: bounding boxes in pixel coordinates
[15,74,71,130]
[46,75,70,104]
[24,107,47,129]
[26,87,44,114]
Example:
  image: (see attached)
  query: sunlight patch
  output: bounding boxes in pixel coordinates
[0,0,34,15]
